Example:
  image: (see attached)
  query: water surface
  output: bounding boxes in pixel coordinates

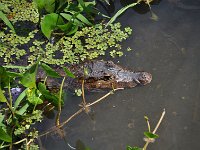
[41,0,200,149]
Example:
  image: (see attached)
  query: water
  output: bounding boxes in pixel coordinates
[40,0,200,149]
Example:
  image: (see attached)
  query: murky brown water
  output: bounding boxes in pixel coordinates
[40,0,200,149]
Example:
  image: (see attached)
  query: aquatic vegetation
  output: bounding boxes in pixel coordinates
[2,0,39,23]
[0,61,74,149]
[37,0,97,39]
[0,23,132,65]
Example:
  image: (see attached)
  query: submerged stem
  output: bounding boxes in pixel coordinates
[56,77,66,126]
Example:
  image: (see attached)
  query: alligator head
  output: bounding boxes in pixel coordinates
[70,60,152,89]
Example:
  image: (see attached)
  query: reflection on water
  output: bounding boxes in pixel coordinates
[41,0,200,149]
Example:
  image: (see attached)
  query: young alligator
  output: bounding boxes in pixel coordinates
[50,60,152,89]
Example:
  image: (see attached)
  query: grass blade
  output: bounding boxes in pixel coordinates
[16,103,29,115]
[105,2,138,27]
[14,88,27,111]
[0,11,15,32]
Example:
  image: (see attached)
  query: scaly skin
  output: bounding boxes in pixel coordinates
[37,60,152,90]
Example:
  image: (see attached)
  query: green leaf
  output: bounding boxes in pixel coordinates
[61,13,82,25]
[41,13,60,39]
[26,88,43,105]
[33,0,45,12]
[127,146,142,150]
[57,21,73,32]
[106,2,139,27]
[16,103,29,115]
[76,139,89,150]
[38,82,61,106]
[14,88,28,110]
[20,63,38,88]
[41,63,60,78]
[6,71,23,78]
[56,0,68,12]
[77,0,85,9]
[0,113,4,124]
[144,131,159,139]
[63,67,75,78]
[0,86,7,102]
[44,0,55,13]
[0,127,12,142]
[0,11,15,32]
[0,66,9,87]
[0,113,5,127]
[60,13,73,21]
[67,24,79,35]
[2,65,30,70]
[76,13,92,26]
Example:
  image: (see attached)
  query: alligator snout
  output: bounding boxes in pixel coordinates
[136,72,152,85]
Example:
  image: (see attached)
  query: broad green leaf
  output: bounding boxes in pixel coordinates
[127,146,142,150]
[16,103,29,115]
[56,0,68,12]
[33,0,45,12]
[0,86,7,102]
[14,88,28,110]
[144,131,159,139]
[41,63,60,78]
[0,66,9,87]
[44,0,55,13]
[106,2,139,27]
[77,0,85,9]
[26,88,43,105]
[63,67,75,78]
[20,63,38,88]
[38,82,61,106]
[0,127,12,142]
[41,13,60,39]
[0,11,15,32]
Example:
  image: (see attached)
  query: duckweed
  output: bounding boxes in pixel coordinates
[0,1,132,65]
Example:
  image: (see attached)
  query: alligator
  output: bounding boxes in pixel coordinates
[43,60,152,90]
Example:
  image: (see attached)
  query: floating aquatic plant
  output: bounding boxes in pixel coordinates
[0,23,132,65]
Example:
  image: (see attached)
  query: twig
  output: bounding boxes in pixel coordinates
[0,138,27,148]
[38,109,83,137]
[152,109,166,134]
[144,116,151,132]
[81,80,86,107]
[38,88,123,137]
[87,88,123,107]
[143,109,166,150]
